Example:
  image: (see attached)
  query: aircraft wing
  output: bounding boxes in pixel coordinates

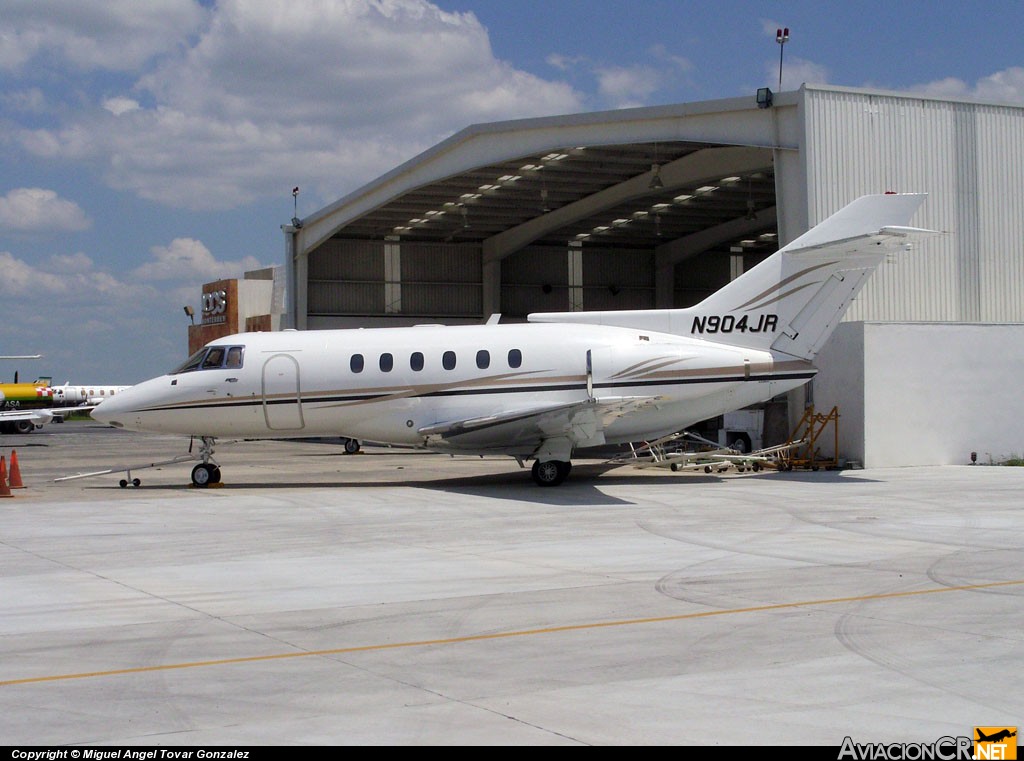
[419,396,662,455]
[0,407,58,426]
[0,404,97,427]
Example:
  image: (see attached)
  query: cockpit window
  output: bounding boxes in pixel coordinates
[171,348,207,374]
[171,345,245,374]
[202,347,226,369]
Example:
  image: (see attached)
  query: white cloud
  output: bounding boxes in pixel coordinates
[103,97,141,116]
[595,48,694,110]
[911,67,1024,104]
[0,87,47,114]
[775,57,830,90]
[0,188,91,233]
[0,0,207,72]
[649,44,693,75]
[47,251,95,273]
[596,65,662,109]
[9,0,583,210]
[133,237,267,281]
[0,250,120,296]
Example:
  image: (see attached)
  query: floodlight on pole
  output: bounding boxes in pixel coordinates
[776,27,789,91]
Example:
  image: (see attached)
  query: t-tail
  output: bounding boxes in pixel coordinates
[529,193,939,360]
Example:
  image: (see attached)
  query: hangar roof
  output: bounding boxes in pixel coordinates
[293,94,796,262]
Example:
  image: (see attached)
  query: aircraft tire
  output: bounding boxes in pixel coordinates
[13,420,33,434]
[343,438,361,455]
[532,459,570,487]
[191,463,214,488]
[210,467,222,484]
[729,437,750,453]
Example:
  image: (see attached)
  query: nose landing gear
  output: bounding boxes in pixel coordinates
[190,436,222,487]
[191,462,222,487]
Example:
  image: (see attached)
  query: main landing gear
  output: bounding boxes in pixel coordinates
[531,459,572,487]
[190,436,222,488]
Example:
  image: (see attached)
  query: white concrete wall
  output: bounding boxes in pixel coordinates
[811,322,865,464]
[812,322,1024,467]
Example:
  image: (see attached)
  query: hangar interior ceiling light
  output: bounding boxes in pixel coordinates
[358,141,774,254]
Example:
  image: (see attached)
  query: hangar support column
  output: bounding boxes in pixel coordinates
[282,224,306,330]
[482,257,501,320]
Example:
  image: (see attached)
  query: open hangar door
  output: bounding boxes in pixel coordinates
[301,141,780,321]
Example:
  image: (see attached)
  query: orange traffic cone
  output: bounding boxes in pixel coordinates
[0,456,12,498]
[8,449,24,489]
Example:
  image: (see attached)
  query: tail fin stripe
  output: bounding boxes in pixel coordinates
[734,261,839,310]
[742,281,822,312]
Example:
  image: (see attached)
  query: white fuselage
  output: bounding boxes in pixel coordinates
[92,322,815,456]
[51,384,132,406]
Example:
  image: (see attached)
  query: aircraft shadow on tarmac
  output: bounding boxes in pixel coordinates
[78,455,880,507]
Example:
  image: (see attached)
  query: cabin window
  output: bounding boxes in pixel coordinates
[476,350,490,369]
[410,352,424,371]
[379,353,394,372]
[350,354,364,373]
[508,349,522,368]
[442,350,457,370]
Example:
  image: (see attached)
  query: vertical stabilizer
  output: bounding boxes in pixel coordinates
[529,193,937,360]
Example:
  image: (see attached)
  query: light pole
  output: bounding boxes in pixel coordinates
[776,27,789,91]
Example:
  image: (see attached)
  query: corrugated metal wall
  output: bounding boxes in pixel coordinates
[673,252,731,307]
[803,88,1024,322]
[307,239,385,315]
[581,247,654,311]
[307,239,481,317]
[401,243,481,316]
[501,245,571,315]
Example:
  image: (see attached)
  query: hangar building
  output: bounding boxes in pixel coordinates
[282,84,1024,468]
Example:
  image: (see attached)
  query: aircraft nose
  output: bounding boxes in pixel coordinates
[90,399,118,426]
[90,387,135,427]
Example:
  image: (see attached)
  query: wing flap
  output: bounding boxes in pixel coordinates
[419,396,662,455]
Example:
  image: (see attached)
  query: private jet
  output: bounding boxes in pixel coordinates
[90,193,937,487]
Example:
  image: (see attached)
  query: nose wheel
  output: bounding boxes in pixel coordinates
[191,463,222,487]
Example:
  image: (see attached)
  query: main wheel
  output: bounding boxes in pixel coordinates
[532,459,571,487]
[191,463,215,488]
[343,438,361,454]
[729,437,749,453]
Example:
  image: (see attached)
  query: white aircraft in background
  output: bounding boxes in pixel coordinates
[50,383,132,406]
[90,193,937,487]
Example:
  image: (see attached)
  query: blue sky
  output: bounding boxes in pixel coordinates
[2,0,1023,383]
